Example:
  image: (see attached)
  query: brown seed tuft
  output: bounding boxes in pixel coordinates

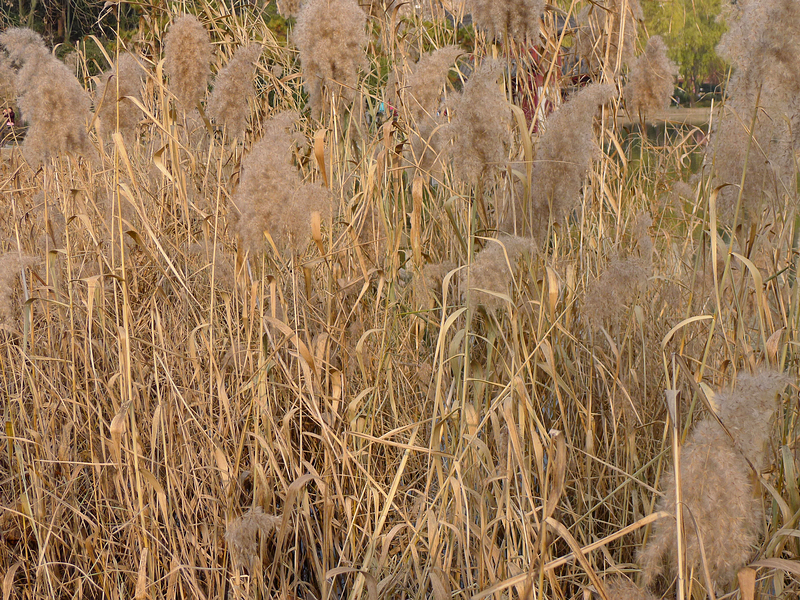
[0,252,37,326]
[449,60,511,186]
[462,235,535,313]
[224,507,281,571]
[164,14,213,110]
[506,83,615,238]
[624,36,678,119]
[208,44,261,139]
[639,370,790,590]
[0,27,92,166]
[96,53,145,141]
[466,0,544,42]
[293,0,367,117]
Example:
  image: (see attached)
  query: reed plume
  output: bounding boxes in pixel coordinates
[293,0,367,117]
[573,0,642,73]
[584,213,652,328]
[604,577,658,600]
[397,46,461,178]
[624,36,677,120]
[639,370,789,591]
[164,14,213,110]
[0,253,36,326]
[463,235,534,313]
[708,0,800,224]
[449,60,511,186]
[208,44,261,139]
[233,112,331,255]
[466,0,544,42]
[225,507,281,571]
[0,27,92,166]
[506,83,615,238]
[96,53,145,141]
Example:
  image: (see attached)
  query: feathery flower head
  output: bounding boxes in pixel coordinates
[624,36,678,119]
[449,60,511,185]
[466,0,544,42]
[164,14,213,110]
[208,44,262,139]
[96,53,145,140]
[293,0,367,117]
[0,27,92,165]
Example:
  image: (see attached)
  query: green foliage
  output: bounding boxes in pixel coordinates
[642,0,727,103]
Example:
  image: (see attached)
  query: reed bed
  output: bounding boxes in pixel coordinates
[0,1,799,599]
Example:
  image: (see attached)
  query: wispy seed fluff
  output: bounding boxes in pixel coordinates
[707,0,800,224]
[462,235,534,313]
[449,60,511,186]
[233,112,331,255]
[96,53,145,141]
[225,507,281,571]
[397,46,461,178]
[603,577,658,600]
[508,83,615,237]
[0,253,36,326]
[624,36,677,119]
[639,370,790,591]
[0,28,92,166]
[208,45,261,139]
[293,0,367,117]
[466,0,544,42]
[164,15,213,110]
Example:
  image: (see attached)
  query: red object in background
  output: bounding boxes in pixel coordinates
[3,107,14,127]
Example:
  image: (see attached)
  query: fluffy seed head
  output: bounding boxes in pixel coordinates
[708,0,800,225]
[639,370,789,590]
[0,27,92,166]
[0,253,37,326]
[462,235,534,313]
[233,112,331,255]
[624,36,678,118]
[293,0,367,117]
[164,15,213,110]
[466,0,544,42]
[511,83,615,237]
[403,46,461,125]
[398,46,461,179]
[96,53,145,140]
[573,0,642,73]
[208,44,262,139]
[225,507,281,571]
[449,60,511,185]
[603,577,658,600]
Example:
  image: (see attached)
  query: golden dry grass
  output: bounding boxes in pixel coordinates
[1,2,799,600]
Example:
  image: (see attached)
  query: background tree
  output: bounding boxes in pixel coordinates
[641,0,727,105]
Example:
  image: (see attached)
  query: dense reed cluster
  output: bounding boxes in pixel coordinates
[0,2,799,599]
